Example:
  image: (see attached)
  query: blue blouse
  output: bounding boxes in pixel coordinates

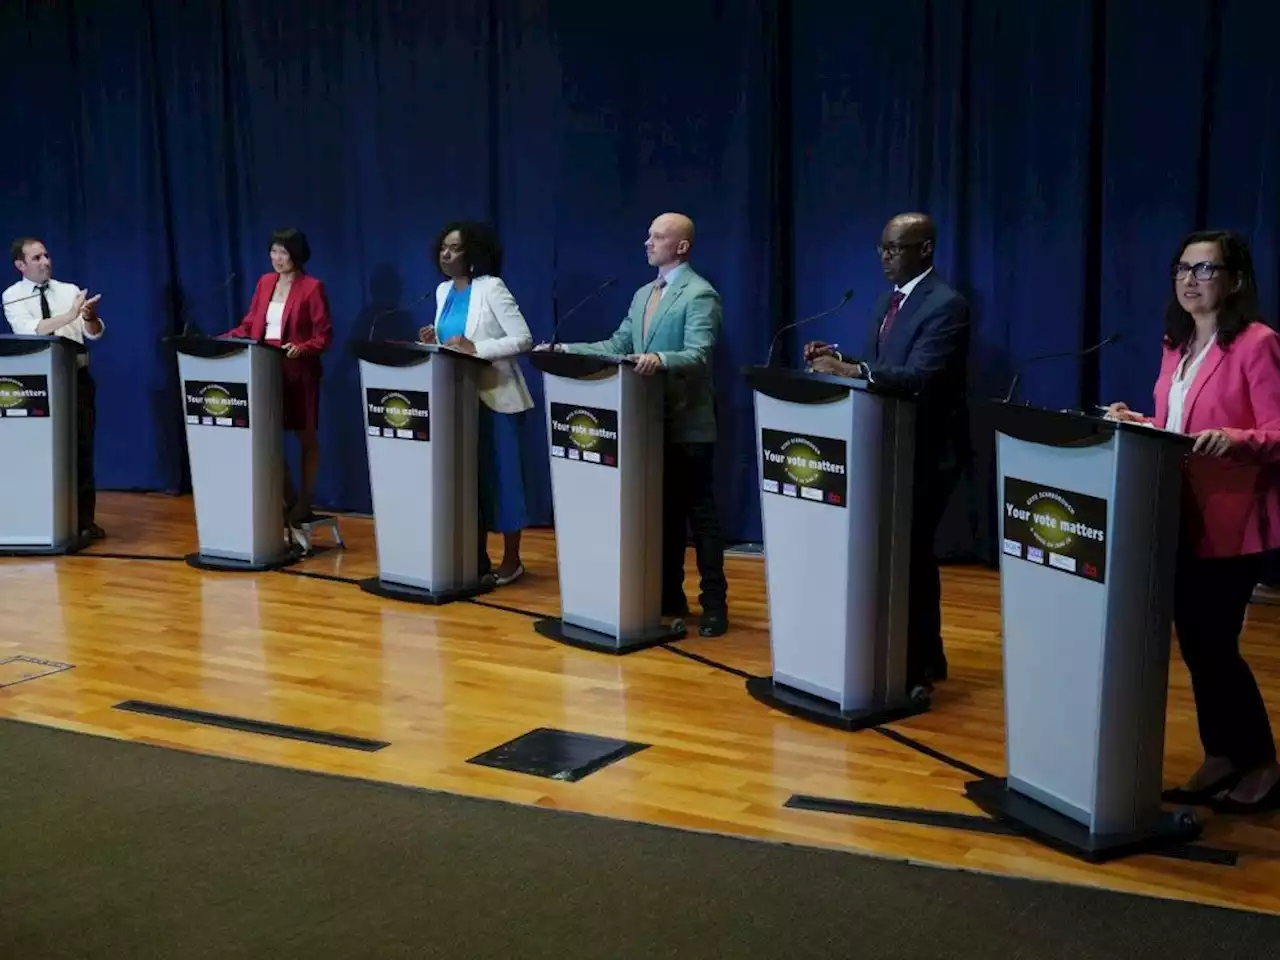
[437,285,472,344]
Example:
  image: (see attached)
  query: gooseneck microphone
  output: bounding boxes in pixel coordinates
[1,289,45,308]
[180,272,237,338]
[1002,333,1121,404]
[765,289,854,367]
[367,289,432,342]
[550,277,618,346]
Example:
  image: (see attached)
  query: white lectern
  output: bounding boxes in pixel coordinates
[0,335,86,555]
[965,402,1200,861]
[529,352,684,652]
[743,366,923,730]
[172,336,295,571]
[352,341,492,604]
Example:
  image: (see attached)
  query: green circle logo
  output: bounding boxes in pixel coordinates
[1025,492,1074,550]
[200,384,233,417]
[382,393,412,429]
[781,438,822,486]
[568,411,600,451]
[0,378,22,410]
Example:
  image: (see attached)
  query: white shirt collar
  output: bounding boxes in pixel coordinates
[657,262,688,285]
[895,266,933,299]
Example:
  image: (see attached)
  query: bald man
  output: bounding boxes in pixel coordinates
[804,213,971,695]
[550,213,727,636]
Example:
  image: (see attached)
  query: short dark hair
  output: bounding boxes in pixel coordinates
[433,221,503,277]
[1163,230,1261,351]
[269,227,311,269]
[9,237,41,264]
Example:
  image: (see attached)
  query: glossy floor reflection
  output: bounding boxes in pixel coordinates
[1,492,1279,915]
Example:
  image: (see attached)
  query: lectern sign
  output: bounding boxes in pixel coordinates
[760,428,848,508]
[0,375,49,418]
[1002,477,1107,584]
[366,388,430,441]
[183,380,249,428]
[549,402,618,468]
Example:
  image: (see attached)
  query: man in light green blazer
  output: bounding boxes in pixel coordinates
[545,212,727,636]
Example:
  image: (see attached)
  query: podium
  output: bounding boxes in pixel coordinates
[529,352,684,652]
[0,335,87,555]
[964,402,1200,861]
[742,366,923,729]
[171,336,295,572]
[353,341,492,604]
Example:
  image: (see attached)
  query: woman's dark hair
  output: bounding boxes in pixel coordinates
[1163,229,1261,350]
[433,220,503,277]
[269,227,311,269]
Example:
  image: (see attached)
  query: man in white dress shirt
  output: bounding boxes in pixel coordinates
[3,238,106,539]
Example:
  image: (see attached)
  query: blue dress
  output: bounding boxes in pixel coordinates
[438,284,529,536]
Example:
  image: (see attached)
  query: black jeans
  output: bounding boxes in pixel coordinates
[76,367,96,528]
[1174,548,1276,771]
[906,458,962,687]
[662,441,726,615]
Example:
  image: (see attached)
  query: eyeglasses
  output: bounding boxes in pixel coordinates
[1173,261,1225,281]
[877,241,924,258]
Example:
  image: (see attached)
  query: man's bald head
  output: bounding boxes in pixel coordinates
[879,212,937,285]
[646,212,696,269]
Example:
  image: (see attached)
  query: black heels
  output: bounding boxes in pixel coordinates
[1161,771,1242,805]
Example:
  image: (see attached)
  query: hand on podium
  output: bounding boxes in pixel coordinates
[444,334,476,355]
[803,340,838,362]
[1103,402,1146,423]
[1191,429,1235,457]
[808,353,862,378]
[630,353,663,375]
[418,325,437,344]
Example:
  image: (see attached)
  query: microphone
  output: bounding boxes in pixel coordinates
[180,272,236,338]
[368,289,431,342]
[766,289,854,367]
[550,277,617,346]
[2,289,45,307]
[1002,333,1121,404]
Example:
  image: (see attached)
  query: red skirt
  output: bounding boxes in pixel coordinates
[268,343,322,431]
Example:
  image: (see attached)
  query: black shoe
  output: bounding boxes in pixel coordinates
[698,611,728,637]
[83,523,105,541]
[1162,771,1242,806]
[1207,777,1280,815]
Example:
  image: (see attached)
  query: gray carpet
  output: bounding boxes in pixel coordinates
[1,718,1276,959]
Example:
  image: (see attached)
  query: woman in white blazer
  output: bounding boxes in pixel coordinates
[419,221,534,585]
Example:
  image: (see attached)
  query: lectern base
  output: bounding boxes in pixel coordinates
[534,617,687,655]
[358,576,491,606]
[0,533,91,557]
[964,777,1202,863]
[745,676,931,731]
[185,551,300,573]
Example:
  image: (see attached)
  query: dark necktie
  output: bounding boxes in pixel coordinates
[36,283,51,320]
[878,290,905,344]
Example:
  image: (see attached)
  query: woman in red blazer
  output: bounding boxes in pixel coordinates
[1108,230,1280,813]
[224,228,333,526]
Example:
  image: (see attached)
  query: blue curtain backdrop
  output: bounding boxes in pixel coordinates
[2,0,1277,552]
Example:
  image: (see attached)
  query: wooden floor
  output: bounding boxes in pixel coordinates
[4,492,1280,915]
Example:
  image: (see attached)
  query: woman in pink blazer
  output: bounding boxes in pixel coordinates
[224,228,333,526]
[1108,230,1280,813]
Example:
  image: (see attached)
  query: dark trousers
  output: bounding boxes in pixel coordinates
[661,441,726,615]
[76,367,96,528]
[1174,548,1276,771]
[906,458,962,688]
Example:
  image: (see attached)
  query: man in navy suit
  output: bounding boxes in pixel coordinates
[804,213,970,695]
